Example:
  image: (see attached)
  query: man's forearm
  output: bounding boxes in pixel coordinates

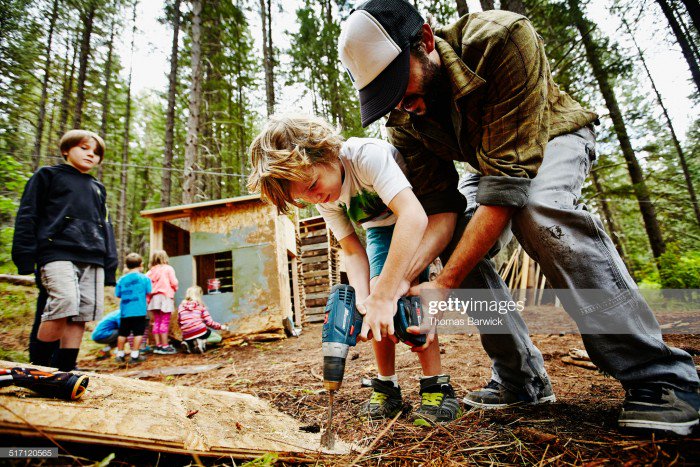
[404,212,458,283]
[437,205,515,289]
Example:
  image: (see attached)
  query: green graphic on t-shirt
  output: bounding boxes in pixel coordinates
[343,189,390,224]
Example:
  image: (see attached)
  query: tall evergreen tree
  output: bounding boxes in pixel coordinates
[656,0,700,94]
[260,0,276,116]
[621,17,700,227]
[117,0,137,264]
[72,0,99,128]
[32,0,60,172]
[162,0,181,207]
[97,15,117,180]
[183,0,202,204]
[569,0,667,261]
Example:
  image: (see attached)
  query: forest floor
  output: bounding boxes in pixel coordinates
[1,282,700,465]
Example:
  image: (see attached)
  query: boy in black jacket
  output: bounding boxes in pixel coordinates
[12,130,118,371]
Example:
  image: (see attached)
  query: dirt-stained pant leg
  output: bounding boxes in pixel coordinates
[511,127,698,391]
[442,173,550,399]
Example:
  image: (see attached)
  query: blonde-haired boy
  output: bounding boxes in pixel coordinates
[249,114,460,425]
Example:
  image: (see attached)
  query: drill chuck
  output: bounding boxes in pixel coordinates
[322,341,350,390]
[323,357,345,391]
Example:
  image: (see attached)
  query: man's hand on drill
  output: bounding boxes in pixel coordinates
[357,293,397,343]
[406,280,448,352]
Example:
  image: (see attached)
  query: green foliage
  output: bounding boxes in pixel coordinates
[241,453,278,467]
[1,0,697,290]
[0,147,29,267]
[288,0,364,136]
[658,243,700,289]
[0,282,37,363]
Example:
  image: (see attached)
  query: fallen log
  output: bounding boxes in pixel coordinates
[0,274,34,287]
[561,356,597,370]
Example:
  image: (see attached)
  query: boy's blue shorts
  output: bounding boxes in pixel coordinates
[366,225,429,282]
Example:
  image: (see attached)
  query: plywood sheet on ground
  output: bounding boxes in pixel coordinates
[0,361,349,460]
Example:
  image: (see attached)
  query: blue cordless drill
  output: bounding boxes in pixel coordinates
[321,284,426,391]
[320,284,425,448]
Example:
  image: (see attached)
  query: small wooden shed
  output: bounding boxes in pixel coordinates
[141,195,304,338]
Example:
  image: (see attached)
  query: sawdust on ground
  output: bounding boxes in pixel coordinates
[76,324,700,465]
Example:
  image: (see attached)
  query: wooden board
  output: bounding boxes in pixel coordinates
[305,306,326,316]
[0,361,350,460]
[305,298,327,308]
[305,314,326,323]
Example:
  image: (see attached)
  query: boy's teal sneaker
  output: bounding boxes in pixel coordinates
[413,375,462,426]
[359,378,403,420]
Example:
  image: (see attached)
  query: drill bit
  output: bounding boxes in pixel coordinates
[320,390,335,449]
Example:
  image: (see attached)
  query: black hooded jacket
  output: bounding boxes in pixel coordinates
[12,164,118,285]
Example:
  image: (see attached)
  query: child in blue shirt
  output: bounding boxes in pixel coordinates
[114,253,151,363]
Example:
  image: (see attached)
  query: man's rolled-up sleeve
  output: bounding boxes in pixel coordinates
[475,176,530,207]
[476,17,551,207]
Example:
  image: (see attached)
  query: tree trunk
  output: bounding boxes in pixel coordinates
[591,169,635,280]
[260,0,275,116]
[183,0,203,205]
[569,0,666,260]
[162,0,181,207]
[45,98,56,158]
[238,75,246,196]
[58,31,78,139]
[455,0,468,17]
[97,18,116,180]
[501,0,526,15]
[672,2,700,64]
[480,0,494,11]
[322,0,343,126]
[32,0,59,172]
[623,18,700,227]
[679,0,700,33]
[656,0,700,94]
[73,3,97,129]
[117,2,138,266]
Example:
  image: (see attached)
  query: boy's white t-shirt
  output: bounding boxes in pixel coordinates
[316,137,411,241]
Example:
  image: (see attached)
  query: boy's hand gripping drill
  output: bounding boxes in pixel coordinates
[0,367,89,400]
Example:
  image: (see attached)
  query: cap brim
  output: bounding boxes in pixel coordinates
[358,46,410,128]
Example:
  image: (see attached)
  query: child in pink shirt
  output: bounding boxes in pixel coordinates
[178,286,228,354]
[146,250,179,354]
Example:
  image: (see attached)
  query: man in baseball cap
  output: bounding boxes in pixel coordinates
[339,0,700,436]
[338,0,424,127]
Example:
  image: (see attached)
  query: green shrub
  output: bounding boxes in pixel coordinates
[658,244,700,289]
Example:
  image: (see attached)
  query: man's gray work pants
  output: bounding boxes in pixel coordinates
[448,126,699,398]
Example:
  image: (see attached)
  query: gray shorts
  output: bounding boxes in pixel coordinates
[40,261,104,322]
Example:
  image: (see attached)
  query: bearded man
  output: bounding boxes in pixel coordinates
[338,0,700,435]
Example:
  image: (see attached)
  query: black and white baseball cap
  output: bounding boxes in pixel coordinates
[338,0,425,127]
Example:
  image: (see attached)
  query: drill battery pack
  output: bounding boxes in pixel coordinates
[394,296,427,347]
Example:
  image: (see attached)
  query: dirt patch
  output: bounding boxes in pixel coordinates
[71,326,700,464]
[2,282,698,464]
